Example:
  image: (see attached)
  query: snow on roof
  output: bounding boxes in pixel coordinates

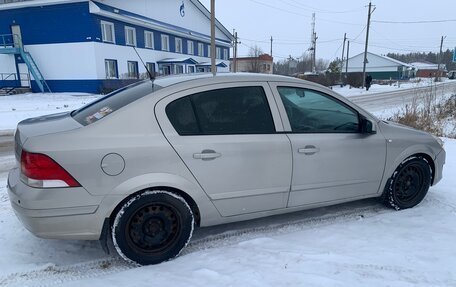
[372,53,412,67]
[410,61,442,70]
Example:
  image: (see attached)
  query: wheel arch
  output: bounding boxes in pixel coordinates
[108,186,202,227]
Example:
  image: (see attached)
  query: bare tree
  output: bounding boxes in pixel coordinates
[248,45,264,73]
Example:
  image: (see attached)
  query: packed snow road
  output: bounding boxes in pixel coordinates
[349,80,456,115]
[0,84,455,286]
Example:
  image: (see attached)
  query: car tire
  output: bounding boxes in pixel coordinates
[382,157,432,210]
[112,190,194,265]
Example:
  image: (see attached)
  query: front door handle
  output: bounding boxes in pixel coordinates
[193,149,221,160]
[298,145,320,155]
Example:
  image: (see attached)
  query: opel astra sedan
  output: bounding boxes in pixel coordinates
[7,73,445,265]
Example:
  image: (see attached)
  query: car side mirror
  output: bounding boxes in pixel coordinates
[360,117,376,134]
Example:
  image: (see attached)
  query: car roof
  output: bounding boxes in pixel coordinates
[153,72,318,88]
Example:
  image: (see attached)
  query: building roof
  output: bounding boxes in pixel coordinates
[410,61,446,70]
[157,58,199,65]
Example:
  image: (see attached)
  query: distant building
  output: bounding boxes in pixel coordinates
[343,52,413,79]
[231,54,273,74]
[410,61,447,78]
[0,0,233,93]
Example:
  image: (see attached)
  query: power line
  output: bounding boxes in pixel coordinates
[373,19,456,24]
[277,0,365,14]
[246,0,364,26]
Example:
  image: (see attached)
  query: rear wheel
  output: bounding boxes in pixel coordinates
[383,157,432,210]
[112,190,194,265]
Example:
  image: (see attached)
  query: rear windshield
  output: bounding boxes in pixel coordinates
[72,81,162,126]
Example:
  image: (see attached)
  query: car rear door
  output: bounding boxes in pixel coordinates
[155,82,292,217]
[269,82,387,207]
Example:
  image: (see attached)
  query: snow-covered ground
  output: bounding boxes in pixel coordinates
[332,78,450,98]
[0,139,455,286]
[0,93,99,131]
[0,83,455,286]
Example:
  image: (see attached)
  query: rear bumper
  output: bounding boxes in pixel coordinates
[433,148,446,185]
[7,168,106,240]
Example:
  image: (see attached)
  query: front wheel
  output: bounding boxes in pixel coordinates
[383,157,432,210]
[112,190,194,265]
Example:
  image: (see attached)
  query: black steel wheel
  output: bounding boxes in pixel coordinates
[112,190,194,265]
[383,157,432,210]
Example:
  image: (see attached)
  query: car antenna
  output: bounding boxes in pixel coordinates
[133,47,155,85]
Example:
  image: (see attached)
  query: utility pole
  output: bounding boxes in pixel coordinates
[232,30,240,73]
[345,40,350,75]
[309,13,317,74]
[210,0,216,76]
[438,36,446,81]
[362,1,375,88]
[270,36,273,56]
[339,33,347,84]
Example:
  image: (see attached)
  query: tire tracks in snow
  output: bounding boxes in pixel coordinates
[0,202,390,287]
[1,195,454,286]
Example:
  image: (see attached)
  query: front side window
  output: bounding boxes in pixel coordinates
[105,59,118,79]
[125,26,136,46]
[207,45,211,58]
[145,31,154,49]
[161,34,169,51]
[101,21,115,43]
[166,86,275,135]
[127,61,139,79]
[175,38,183,53]
[223,49,228,60]
[278,87,359,133]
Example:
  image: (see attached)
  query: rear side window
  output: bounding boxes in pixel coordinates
[72,81,162,125]
[166,86,275,135]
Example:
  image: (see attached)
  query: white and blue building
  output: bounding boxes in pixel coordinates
[0,0,233,93]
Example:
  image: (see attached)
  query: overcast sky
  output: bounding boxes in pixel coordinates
[199,0,456,62]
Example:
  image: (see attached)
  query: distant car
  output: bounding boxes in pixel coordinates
[448,70,456,79]
[7,73,445,265]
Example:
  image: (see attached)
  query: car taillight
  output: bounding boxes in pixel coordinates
[20,150,81,188]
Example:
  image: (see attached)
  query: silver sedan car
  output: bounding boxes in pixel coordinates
[7,73,445,265]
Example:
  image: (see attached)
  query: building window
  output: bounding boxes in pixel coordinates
[198,43,204,57]
[105,59,118,79]
[216,47,221,59]
[175,65,184,74]
[207,45,211,58]
[101,21,115,43]
[161,34,170,51]
[127,61,139,79]
[145,31,154,49]
[175,38,183,53]
[146,62,156,76]
[125,26,136,46]
[187,40,194,55]
[223,49,228,60]
[188,66,195,73]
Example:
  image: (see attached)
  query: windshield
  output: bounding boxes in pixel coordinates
[72,81,162,126]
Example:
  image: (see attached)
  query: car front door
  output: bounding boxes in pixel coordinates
[155,82,292,217]
[269,83,387,207]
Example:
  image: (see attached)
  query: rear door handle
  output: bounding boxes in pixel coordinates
[193,149,221,160]
[298,145,320,155]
